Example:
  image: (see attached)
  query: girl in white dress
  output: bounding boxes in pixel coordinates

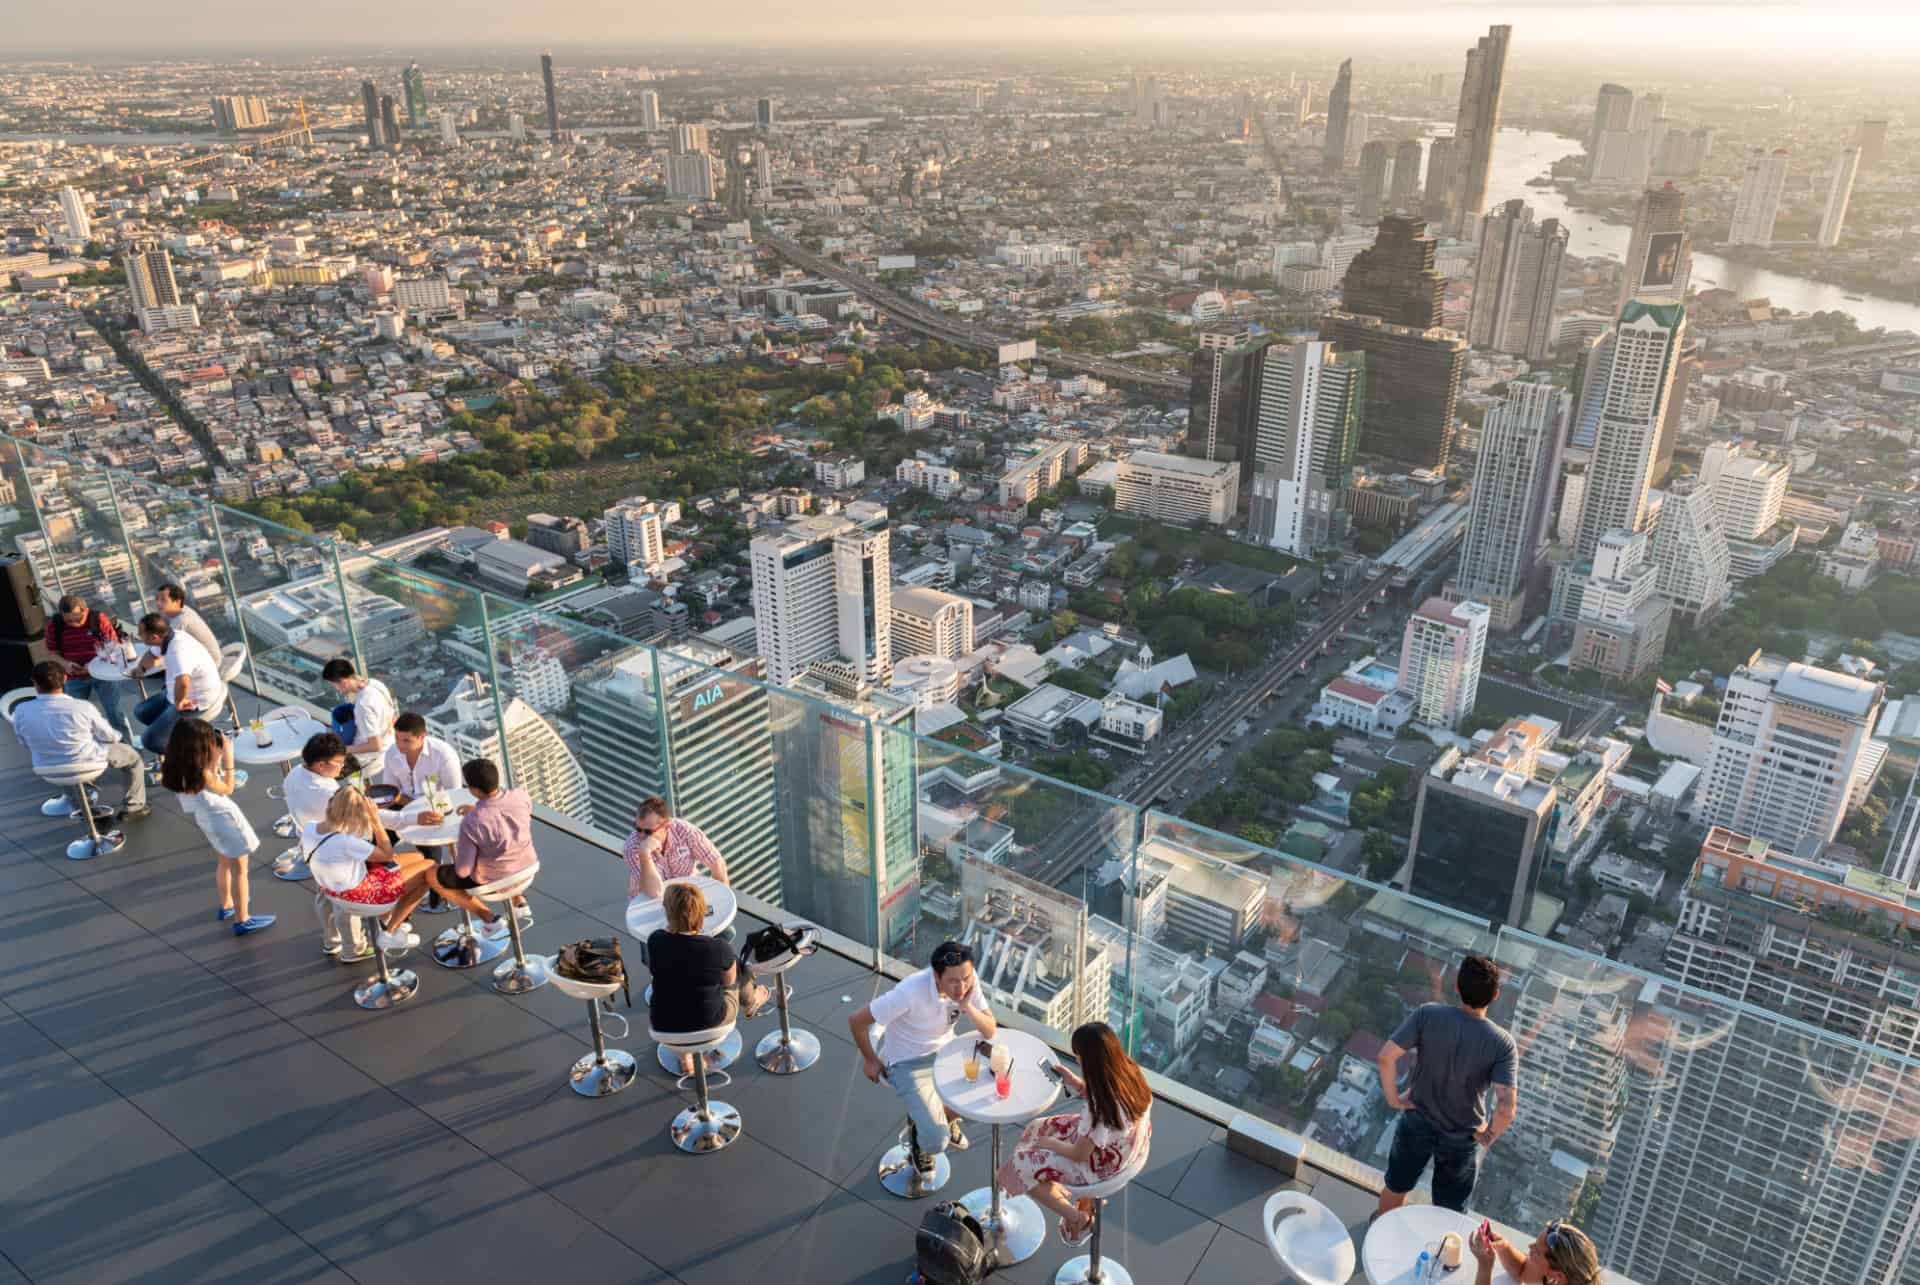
[161,717,275,936]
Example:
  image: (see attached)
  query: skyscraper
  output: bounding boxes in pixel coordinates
[1422,135,1457,226]
[1699,653,1884,851]
[403,63,427,128]
[640,89,661,131]
[1407,729,1554,925]
[429,671,592,823]
[1322,216,1464,470]
[1573,301,1686,561]
[1727,148,1789,246]
[1323,59,1352,174]
[1446,24,1512,232]
[439,110,459,147]
[58,186,89,242]
[1356,139,1391,223]
[1446,380,1568,631]
[750,505,893,688]
[360,79,383,149]
[379,95,401,151]
[753,140,772,191]
[1617,182,1692,312]
[1587,84,1635,175]
[1185,333,1268,465]
[1564,530,1671,680]
[1389,138,1424,212]
[1817,146,1861,247]
[1649,477,1730,623]
[1246,341,1365,556]
[756,97,774,130]
[1855,117,1889,170]
[665,152,716,201]
[540,50,560,142]
[1397,597,1491,731]
[1468,199,1568,362]
[123,241,181,311]
[209,94,270,132]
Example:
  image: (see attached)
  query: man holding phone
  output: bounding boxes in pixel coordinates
[849,941,997,1180]
[1374,953,1517,1215]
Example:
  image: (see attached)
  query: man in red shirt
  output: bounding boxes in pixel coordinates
[44,595,131,739]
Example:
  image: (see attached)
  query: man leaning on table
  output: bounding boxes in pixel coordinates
[1374,952,1517,1217]
[383,711,461,907]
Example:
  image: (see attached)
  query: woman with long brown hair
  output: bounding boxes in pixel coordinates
[994,1021,1153,1246]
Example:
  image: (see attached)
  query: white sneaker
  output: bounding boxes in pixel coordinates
[376,926,418,952]
[480,916,512,942]
[512,902,534,929]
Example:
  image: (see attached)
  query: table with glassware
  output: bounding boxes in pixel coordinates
[384,787,476,850]
[625,875,741,1072]
[932,1027,1063,1266]
[232,713,330,879]
[1363,1206,1517,1284]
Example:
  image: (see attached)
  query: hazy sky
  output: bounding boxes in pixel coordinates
[6,1,1918,60]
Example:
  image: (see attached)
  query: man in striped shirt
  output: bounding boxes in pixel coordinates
[43,594,131,739]
[622,795,731,900]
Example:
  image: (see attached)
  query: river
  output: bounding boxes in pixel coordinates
[1475,127,1920,334]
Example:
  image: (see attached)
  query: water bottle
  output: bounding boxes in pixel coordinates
[1415,1250,1431,1282]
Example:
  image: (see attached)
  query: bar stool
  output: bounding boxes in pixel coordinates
[323,891,419,1009]
[651,1019,742,1154]
[1262,1191,1356,1285]
[5,687,99,818]
[749,927,820,1074]
[874,1027,951,1199]
[474,863,545,994]
[217,642,249,732]
[1053,1140,1153,1285]
[432,904,509,970]
[545,957,637,1098]
[36,761,123,860]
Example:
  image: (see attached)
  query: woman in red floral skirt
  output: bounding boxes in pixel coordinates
[995,1021,1153,1246]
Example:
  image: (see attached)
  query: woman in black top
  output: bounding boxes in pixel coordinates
[647,883,769,1075]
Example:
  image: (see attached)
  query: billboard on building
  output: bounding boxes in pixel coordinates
[997,339,1037,364]
[1640,232,1684,289]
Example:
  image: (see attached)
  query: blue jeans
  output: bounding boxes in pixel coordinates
[65,676,130,740]
[135,691,180,755]
[1384,1110,1481,1211]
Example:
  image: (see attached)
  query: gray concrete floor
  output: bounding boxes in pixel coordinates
[0,696,1377,1285]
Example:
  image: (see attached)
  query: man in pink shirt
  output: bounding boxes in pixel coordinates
[408,757,535,938]
[623,795,730,899]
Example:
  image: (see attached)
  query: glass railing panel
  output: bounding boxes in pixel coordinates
[888,719,1141,1052]
[106,478,249,656]
[1485,928,1920,1285]
[0,437,49,595]
[13,441,145,630]
[215,507,351,711]
[1137,808,1495,1152]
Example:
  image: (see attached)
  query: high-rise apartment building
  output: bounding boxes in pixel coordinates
[1589,129,1651,186]
[671,123,710,156]
[1587,84,1634,174]
[209,94,271,132]
[1389,138,1424,213]
[429,671,592,823]
[1246,341,1363,555]
[1356,140,1391,223]
[1700,653,1884,851]
[1817,146,1861,248]
[1573,301,1686,561]
[639,90,662,132]
[756,97,774,130]
[573,641,779,901]
[540,50,560,142]
[1445,24,1512,232]
[1564,529,1672,680]
[1407,731,1554,925]
[439,110,459,147]
[360,79,383,149]
[665,152,716,201]
[750,505,892,689]
[1617,183,1691,312]
[1697,441,1794,579]
[1727,148,1790,246]
[889,586,974,664]
[379,95,401,151]
[1323,59,1353,173]
[1469,199,1567,361]
[1649,477,1730,623]
[604,496,676,573]
[1422,136,1457,226]
[1446,380,1568,631]
[403,63,427,128]
[1855,118,1889,170]
[1187,331,1267,470]
[753,141,772,191]
[1397,597,1490,730]
[58,186,90,242]
[123,240,197,333]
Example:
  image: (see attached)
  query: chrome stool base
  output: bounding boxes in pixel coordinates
[434,922,508,969]
[658,1028,741,1074]
[570,1048,638,1098]
[353,970,419,1010]
[67,830,124,861]
[878,1144,950,1198]
[670,1102,742,1154]
[491,954,548,995]
[756,1026,820,1074]
[960,1188,1048,1266]
[1055,1260,1131,1285]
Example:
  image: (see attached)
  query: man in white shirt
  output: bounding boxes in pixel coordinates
[132,612,226,754]
[383,711,462,907]
[282,731,371,961]
[13,661,149,817]
[850,941,997,1179]
[322,657,396,778]
[156,582,221,658]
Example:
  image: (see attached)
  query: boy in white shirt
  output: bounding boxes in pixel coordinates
[849,941,997,1179]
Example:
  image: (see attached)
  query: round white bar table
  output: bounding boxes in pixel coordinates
[1363,1206,1515,1284]
[625,876,741,1072]
[933,1028,1063,1266]
[233,714,328,879]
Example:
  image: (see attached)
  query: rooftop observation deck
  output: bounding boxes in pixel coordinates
[0,692,1380,1285]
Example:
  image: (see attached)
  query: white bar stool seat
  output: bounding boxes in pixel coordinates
[321,891,418,1009]
[1054,1140,1153,1285]
[544,958,637,1098]
[1263,1191,1358,1285]
[35,759,122,860]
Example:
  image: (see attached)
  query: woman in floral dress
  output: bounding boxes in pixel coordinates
[996,1022,1153,1246]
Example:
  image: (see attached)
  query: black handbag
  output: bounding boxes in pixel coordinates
[915,1201,992,1285]
[738,922,819,967]
[555,937,630,1008]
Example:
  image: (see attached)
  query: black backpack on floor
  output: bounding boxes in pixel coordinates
[914,1201,992,1285]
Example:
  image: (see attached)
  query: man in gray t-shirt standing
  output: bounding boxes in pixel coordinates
[1375,953,1517,1215]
